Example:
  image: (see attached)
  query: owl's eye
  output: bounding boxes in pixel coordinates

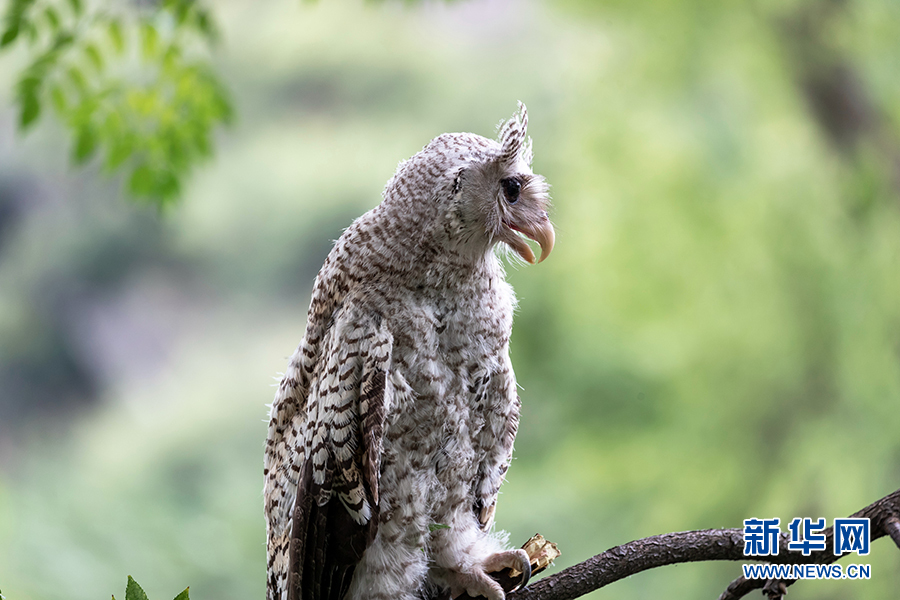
[501,177,521,204]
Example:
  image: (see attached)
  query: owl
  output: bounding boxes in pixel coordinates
[264,103,554,600]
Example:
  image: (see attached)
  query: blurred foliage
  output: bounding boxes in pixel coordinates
[0,1,899,600]
[0,0,232,205]
[113,576,189,600]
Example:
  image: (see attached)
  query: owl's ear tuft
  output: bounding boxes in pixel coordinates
[497,102,532,169]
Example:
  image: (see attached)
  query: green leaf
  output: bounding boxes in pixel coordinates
[19,90,40,128]
[192,129,211,157]
[107,19,124,53]
[172,587,190,600]
[0,0,36,48]
[428,523,451,532]
[84,43,103,71]
[44,6,60,31]
[140,22,159,58]
[50,83,67,114]
[73,125,97,163]
[67,0,82,17]
[104,114,134,170]
[0,25,19,47]
[128,164,155,196]
[67,65,86,91]
[125,576,150,600]
[17,73,41,94]
[106,139,134,170]
[51,30,74,52]
[171,0,191,26]
[162,44,181,72]
[128,164,180,202]
[25,19,37,42]
[194,11,217,42]
[154,169,181,200]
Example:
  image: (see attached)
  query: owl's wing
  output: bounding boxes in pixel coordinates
[266,306,392,600]
[472,356,521,531]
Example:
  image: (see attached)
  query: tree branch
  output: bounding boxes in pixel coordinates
[718,487,900,600]
[479,487,900,600]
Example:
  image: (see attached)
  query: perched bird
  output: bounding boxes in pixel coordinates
[265,103,554,600]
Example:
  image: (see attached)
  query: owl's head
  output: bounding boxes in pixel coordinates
[452,102,554,265]
[384,103,554,266]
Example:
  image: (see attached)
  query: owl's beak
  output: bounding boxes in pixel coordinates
[503,216,555,264]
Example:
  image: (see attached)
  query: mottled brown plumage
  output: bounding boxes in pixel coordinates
[265,103,553,600]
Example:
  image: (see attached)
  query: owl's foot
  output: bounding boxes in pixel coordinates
[483,549,532,589]
[446,549,531,600]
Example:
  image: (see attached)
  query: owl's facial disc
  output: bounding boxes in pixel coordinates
[496,175,554,264]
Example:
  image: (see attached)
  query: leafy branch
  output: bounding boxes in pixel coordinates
[1,0,232,205]
[112,576,188,600]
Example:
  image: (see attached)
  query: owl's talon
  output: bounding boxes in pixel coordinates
[483,548,531,591]
[518,559,532,588]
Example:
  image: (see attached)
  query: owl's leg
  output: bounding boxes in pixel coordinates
[344,527,429,600]
[428,520,531,600]
[440,548,531,600]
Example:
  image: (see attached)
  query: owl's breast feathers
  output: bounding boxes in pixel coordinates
[267,214,515,600]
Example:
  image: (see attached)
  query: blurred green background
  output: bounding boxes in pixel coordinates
[1,0,899,598]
